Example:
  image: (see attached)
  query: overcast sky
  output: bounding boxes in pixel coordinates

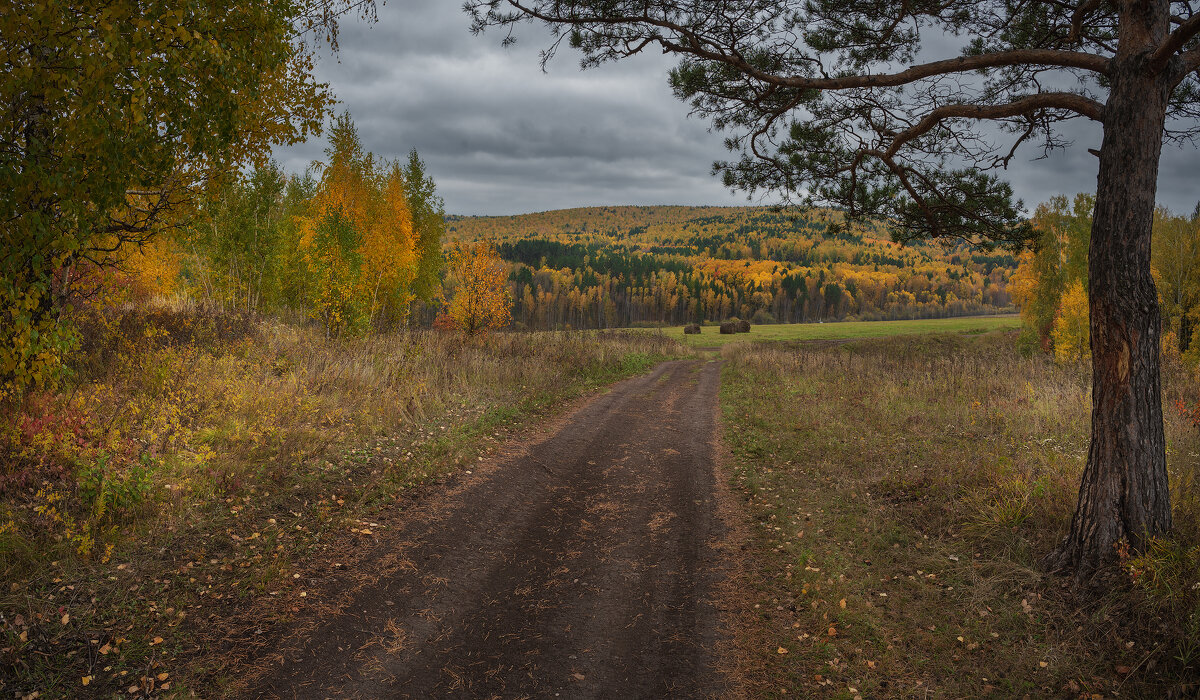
[273,0,1199,217]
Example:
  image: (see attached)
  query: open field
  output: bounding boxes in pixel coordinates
[658,314,1022,347]
[719,330,1200,697]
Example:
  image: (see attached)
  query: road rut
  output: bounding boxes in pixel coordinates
[253,358,729,698]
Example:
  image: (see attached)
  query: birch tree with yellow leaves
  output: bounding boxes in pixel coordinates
[295,114,421,337]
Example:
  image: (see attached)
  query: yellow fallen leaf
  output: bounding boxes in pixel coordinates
[156,672,168,681]
[777,646,789,654]
[81,676,93,686]
[151,637,163,645]
[61,614,70,625]
[839,598,846,609]
[1039,661,1048,668]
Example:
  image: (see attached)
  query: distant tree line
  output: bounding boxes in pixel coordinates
[452,208,1016,330]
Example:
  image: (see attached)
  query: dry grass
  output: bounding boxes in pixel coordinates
[719,331,1200,698]
[0,310,682,697]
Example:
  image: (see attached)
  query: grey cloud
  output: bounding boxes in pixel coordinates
[273,3,1198,216]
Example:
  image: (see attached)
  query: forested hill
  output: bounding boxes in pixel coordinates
[447,206,1017,330]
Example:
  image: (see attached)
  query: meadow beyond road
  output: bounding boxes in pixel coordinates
[250,359,732,698]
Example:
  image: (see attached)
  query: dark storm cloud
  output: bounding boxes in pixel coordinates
[273,2,1198,216]
[272,0,745,214]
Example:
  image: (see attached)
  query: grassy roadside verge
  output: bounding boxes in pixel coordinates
[0,316,682,698]
[719,331,1200,698]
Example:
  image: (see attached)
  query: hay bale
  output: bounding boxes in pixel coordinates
[683,323,702,335]
[737,319,751,333]
[719,321,737,334]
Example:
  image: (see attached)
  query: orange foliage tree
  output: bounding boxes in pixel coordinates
[444,242,512,335]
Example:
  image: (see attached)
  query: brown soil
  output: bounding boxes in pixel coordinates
[246,359,733,699]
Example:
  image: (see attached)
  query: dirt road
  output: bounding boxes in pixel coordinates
[251,359,732,698]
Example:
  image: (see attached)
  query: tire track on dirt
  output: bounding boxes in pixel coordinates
[251,358,729,699]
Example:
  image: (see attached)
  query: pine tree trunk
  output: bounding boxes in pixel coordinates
[1045,38,1173,579]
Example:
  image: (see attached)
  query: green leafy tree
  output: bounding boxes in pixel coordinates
[1,0,374,401]
[275,172,321,314]
[402,149,448,305]
[467,0,1200,579]
[1152,206,1200,355]
[192,163,289,313]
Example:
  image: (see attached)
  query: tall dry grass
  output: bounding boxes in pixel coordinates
[720,331,1200,696]
[0,309,681,695]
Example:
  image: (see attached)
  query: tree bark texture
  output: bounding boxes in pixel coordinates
[1047,6,1174,578]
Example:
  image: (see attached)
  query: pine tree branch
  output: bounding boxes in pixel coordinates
[871,93,1105,160]
[1153,10,1200,69]
[499,0,1112,85]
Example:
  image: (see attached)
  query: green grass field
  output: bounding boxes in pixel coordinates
[659,314,1021,347]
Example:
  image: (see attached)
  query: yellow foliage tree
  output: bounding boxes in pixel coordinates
[124,235,183,302]
[445,242,512,335]
[294,114,418,336]
[1052,280,1090,364]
